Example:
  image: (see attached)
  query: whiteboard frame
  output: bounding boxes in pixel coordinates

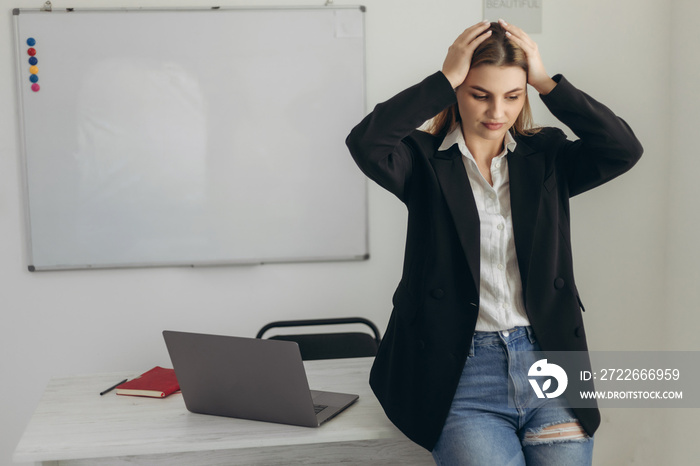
[13,5,369,271]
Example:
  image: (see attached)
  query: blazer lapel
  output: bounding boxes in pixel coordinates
[431,139,545,300]
[507,140,543,295]
[431,146,480,291]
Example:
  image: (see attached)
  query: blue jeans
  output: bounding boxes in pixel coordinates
[431,327,593,466]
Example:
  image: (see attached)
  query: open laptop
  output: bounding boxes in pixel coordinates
[162,330,359,427]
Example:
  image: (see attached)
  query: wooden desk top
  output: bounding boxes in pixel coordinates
[14,358,431,465]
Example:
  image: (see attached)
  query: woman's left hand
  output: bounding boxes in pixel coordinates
[498,19,557,95]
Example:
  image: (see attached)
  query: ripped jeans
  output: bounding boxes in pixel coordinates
[431,327,593,466]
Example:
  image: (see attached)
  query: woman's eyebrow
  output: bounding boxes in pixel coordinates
[469,85,525,94]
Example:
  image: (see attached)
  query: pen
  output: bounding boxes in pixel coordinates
[100,379,128,396]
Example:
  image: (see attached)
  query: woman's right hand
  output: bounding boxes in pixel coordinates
[441,21,493,89]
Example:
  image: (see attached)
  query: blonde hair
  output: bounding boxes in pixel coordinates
[428,22,540,137]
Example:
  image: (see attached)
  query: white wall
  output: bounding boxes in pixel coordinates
[661,0,700,464]
[0,1,691,465]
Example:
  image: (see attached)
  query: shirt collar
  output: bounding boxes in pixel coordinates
[438,126,517,156]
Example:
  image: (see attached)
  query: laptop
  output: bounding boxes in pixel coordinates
[162,330,359,427]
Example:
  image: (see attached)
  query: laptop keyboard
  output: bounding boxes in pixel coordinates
[314,404,327,414]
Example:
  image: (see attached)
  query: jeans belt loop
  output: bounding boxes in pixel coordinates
[525,326,537,344]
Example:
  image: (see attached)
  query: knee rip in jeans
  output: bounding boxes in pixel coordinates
[523,420,589,446]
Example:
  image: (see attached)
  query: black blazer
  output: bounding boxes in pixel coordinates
[346,71,643,451]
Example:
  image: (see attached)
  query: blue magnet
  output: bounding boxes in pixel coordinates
[29,74,39,83]
[29,57,38,66]
[27,37,36,46]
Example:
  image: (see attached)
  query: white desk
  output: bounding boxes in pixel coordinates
[14,358,434,465]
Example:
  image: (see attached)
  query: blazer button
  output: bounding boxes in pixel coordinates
[554,277,565,289]
[574,326,584,338]
[431,288,445,300]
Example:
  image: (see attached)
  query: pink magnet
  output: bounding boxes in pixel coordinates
[31,83,40,92]
[28,48,37,56]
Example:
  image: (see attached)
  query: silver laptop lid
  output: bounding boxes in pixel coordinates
[163,330,320,427]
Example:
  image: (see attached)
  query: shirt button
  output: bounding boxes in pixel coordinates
[497,224,504,231]
[497,264,504,271]
[495,161,502,168]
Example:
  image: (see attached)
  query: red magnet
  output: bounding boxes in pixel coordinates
[27,48,37,56]
[31,83,40,92]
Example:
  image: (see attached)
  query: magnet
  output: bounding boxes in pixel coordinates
[29,74,38,83]
[29,56,38,66]
[27,48,36,56]
[27,37,36,46]
[31,83,40,92]
[29,65,39,75]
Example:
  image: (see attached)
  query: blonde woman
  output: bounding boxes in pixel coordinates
[346,20,642,465]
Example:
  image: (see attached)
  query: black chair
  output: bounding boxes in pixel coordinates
[255,317,382,360]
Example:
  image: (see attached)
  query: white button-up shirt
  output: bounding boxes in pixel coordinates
[438,126,530,331]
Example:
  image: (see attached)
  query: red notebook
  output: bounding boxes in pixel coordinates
[116,366,180,398]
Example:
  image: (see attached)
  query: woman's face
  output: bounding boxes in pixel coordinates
[456,64,527,145]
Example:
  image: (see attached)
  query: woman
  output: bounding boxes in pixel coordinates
[346,20,642,465]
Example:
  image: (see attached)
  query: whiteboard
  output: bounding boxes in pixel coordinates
[13,7,368,271]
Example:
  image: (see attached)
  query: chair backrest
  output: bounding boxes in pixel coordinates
[255,317,381,361]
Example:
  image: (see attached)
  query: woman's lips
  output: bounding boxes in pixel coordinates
[482,122,504,131]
